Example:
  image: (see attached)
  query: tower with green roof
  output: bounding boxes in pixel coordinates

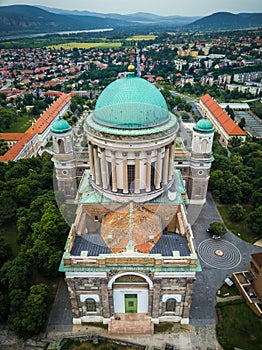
[51,118,77,201]
[188,118,214,204]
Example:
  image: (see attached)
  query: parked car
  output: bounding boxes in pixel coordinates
[212,234,221,240]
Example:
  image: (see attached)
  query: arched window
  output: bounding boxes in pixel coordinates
[166,298,176,312]
[85,298,96,312]
[201,139,208,153]
[58,139,65,153]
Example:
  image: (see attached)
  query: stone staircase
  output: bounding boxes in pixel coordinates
[108,313,154,335]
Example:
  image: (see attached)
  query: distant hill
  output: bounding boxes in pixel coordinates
[0,5,261,38]
[0,5,130,36]
[185,12,262,31]
[37,6,200,26]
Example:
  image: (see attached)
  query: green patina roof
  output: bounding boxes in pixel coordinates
[86,112,178,138]
[93,73,169,129]
[51,118,71,134]
[193,118,214,134]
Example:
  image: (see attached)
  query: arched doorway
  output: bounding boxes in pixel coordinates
[109,272,152,314]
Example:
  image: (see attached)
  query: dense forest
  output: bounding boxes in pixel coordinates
[209,137,262,240]
[0,154,69,339]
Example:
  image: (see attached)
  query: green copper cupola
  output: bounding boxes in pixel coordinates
[93,75,169,129]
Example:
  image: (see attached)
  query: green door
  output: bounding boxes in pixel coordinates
[125,294,137,313]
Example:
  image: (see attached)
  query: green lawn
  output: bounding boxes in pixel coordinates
[217,205,258,243]
[217,283,241,298]
[48,42,122,49]
[216,300,262,350]
[3,114,35,133]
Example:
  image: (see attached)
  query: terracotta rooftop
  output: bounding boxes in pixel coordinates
[0,133,36,162]
[0,93,72,162]
[251,252,262,268]
[200,94,246,137]
[0,133,24,141]
[26,93,71,135]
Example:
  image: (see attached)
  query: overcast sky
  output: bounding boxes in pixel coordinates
[0,0,262,16]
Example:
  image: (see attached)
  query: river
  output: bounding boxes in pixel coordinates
[1,28,114,41]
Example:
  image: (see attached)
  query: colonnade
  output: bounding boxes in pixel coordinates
[88,141,175,194]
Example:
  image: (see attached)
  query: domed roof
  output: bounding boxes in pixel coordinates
[193,118,214,134]
[51,118,71,134]
[93,73,169,129]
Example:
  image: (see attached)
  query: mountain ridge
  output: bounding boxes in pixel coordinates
[0,5,261,37]
[185,11,262,31]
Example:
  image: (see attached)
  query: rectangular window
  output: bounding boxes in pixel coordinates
[128,164,135,192]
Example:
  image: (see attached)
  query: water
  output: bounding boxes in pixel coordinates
[1,28,114,41]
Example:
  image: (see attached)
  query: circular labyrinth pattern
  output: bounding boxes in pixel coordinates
[197,239,242,270]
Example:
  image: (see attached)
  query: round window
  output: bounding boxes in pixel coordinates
[62,170,68,175]
[198,170,204,175]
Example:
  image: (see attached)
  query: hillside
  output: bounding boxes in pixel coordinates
[0,5,261,38]
[0,5,130,36]
[37,6,201,25]
[186,12,262,31]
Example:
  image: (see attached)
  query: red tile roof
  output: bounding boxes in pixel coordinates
[0,133,36,162]
[0,93,72,162]
[0,133,24,141]
[200,94,246,136]
[26,93,71,135]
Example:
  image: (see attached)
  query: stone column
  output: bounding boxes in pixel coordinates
[101,148,108,189]
[93,146,101,186]
[88,142,95,180]
[65,278,80,318]
[168,142,175,181]
[101,279,110,318]
[152,279,161,318]
[155,149,162,189]
[162,146,170,186]
[182,279,194,324]
[135,152,140,194]
[122,152,128,194]
[146,151,152,192]
[111,151,117,192]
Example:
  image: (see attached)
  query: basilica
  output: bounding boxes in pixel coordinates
[51,64,214,334]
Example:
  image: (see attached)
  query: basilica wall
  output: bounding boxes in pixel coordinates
[65,271,195,324]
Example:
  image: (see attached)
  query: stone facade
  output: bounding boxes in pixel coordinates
[65,272,195,324]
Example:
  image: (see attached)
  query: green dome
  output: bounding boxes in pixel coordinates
[93,74,169,129]
[193,118,214,134]
[51,118,71,134]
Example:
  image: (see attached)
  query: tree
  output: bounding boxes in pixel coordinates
[0,138,8,156]
[229,204,247,222]
[248,206,262,238]
[225,105,235,120]
[0,236,13,268]
[208,222,227,236]
[8,284,49,339]
[228,137,243,148]
[238,117,246,129]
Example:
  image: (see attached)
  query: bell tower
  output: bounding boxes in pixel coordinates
[51,118,77,202]
[188,118,214,204]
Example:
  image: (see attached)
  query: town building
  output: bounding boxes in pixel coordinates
[232,252,262,317]
[0,93,72,162]
[200,94,246,146]
[54,65,215,334]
